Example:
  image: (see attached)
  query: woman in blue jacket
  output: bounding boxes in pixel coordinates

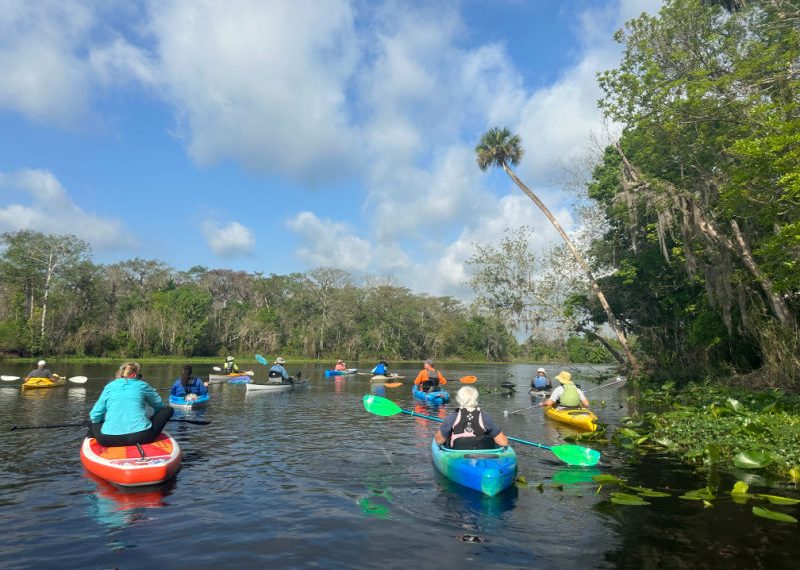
[170,365,208,401]
[88,362,173,447]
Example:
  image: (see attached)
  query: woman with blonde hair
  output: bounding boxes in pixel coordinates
[88,362,173,447]
[434,386,509,450]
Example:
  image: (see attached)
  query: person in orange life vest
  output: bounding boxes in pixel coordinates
[413,359,447,393]
[434,386,509,450]
[542,370,590,409]
[334,359,347,371]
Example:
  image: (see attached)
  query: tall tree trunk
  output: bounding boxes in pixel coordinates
[501,162,641,376]
[40,252,53,345]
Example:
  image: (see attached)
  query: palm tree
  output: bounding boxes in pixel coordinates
[475,127,640,375]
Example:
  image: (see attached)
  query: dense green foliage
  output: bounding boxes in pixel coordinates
[619,382,800,481]
[0,231,524,361]
[588,0,800,386]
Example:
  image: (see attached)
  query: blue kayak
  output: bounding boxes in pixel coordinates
[168,393,210,409]
[430,439,517,497]
[412,384,449,404]
[324,368,358,377]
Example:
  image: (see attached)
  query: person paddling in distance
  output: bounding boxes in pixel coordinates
[88,362,174,447]
[435,386,509,450]
[414,359,447,393]
[24,359,53,380]
[223,355,239,375]
[334,359,347,372]
[268,357,295,384]
[371,359,391,377]
[541,371,590,409]
[531,367,552,391]
[169,364,208,402]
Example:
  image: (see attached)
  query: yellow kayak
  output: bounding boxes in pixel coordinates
[21,376,66,389]
[545,406,598,432]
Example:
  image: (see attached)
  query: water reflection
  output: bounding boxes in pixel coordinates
[85,473,173,529]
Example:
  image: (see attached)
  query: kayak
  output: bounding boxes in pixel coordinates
[168,393,210,409]
[245,379,309,392]
[529,389,549,399]
[80,432,182,487]
[208,373,251,384]
[412,384,449,404]
[430,439,517,497]
[370,374,406,382]
[21,376,66,389]
[545,406,598,432]
[325,368,358,377]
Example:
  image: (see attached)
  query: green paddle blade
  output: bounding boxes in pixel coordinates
[363,394,403,416]
[550,444,601,467]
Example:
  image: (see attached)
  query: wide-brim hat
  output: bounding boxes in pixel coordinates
[537,367,546,373]
[276,357,286,364]
[226,356,234,362]
[554,370,572,384]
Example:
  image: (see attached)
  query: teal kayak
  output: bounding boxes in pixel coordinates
[430,439,517,496]
[168,393,210,409]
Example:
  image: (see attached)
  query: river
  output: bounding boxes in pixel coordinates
[0,362,798,569]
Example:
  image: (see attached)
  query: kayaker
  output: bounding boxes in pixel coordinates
[542,371,589,409]
[530,367,552,391]
[269,357,293,384]
[88,362,174,447]
[413,359,447,393]
[435,386,509,450]
[223,356,239,374]
[24,359,53,380]
[371,359,390,376]
[169,365,208,401]
[334,359,347,371]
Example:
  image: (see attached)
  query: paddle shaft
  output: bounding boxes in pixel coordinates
[400,409,555,451]
[510,378,625,414]
[10,418,211,431]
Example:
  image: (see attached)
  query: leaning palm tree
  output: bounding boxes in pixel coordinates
[475,127,640,375]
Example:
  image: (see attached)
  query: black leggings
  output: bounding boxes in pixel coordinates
[89,406,174,447]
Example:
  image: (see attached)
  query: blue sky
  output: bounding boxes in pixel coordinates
[0,0,661,298]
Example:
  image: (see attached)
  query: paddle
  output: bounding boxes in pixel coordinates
[506,376,626,415]
[212,366,222,372]
[1,375,20,381]
[363,395,600,467]
[384,382,403,388]
[68,376,88,384]
[255,354,268,366]
[9,418,212,431]
[459,376,477,384]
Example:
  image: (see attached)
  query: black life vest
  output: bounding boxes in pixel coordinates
[449,408,491,449]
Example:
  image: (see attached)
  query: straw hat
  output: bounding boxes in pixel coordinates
[276,357,286,364]
[554,371,573,384]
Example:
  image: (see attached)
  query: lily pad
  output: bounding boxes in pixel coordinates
[679,487,716,501]
[731,481,749,495]
[592,474,625,485]
[756,494,800,506]
[725,398,744,412]
[610,492,650,506]
[752,506,797,523]
[733,451,773,469]
[628,486,671,498]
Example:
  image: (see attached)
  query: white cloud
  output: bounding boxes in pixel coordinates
[287,211,374,272]
[0,169,134,250]
[148,0,359,183]
[201,220,255,257]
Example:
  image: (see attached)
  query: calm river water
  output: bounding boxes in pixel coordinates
[1,362,798,569]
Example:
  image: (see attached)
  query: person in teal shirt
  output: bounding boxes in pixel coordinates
[169,364,208,401]
[88,362,173,447]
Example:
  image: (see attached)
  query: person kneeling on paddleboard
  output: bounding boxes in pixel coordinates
[88,362,173,447]
[170,364,208,401]
[435,386,509,450]
[414,359,447,393]
[542,371,589,410]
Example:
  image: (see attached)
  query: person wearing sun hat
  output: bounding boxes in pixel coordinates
[268,357,292,384]
[223,355,239,374]
[334,358,347,372]
[531,367,551,391]
[542,370,589,409]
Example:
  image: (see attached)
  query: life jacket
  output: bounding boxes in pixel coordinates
[372,363,387,375]
[224,362,238,374]
[559,383,581,407]
[449,408,490,449]
[533,376,549,390]
[420,369,441,392]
